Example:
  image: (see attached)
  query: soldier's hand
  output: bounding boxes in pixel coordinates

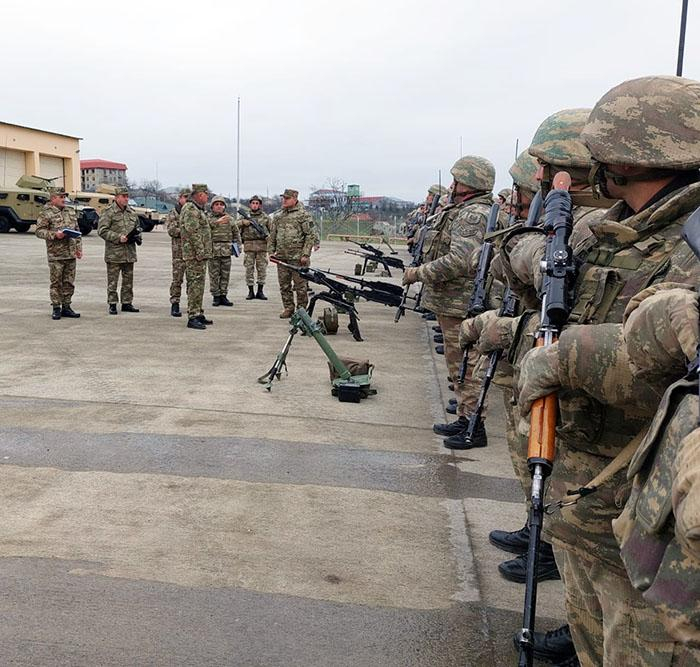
[300,255,310,267]
[459,313,492,350]
[517,343,562,416]
[76,250,83,259]
[55,230,65,239]
[240,218,250,226]
[120,234,128,243]
[475,311,517,355]
[402,267,419,285]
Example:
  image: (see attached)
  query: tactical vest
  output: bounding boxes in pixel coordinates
[613,381,700,645]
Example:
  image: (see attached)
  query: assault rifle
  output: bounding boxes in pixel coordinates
[681,206,700,422]
[236,207,269,239]
[457,191,544,443]
[345,241,405,276]
[270,257,419,341]
[410,192,441,267]
[126,225,143,246]
[517,173,575,667]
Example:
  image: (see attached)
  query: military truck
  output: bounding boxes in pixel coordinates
[0,176,98,235]
[71,185,161,232]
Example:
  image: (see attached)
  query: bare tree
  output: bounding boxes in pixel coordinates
[308,177,357,224]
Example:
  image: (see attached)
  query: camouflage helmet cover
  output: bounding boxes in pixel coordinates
[509,150,539,193]
[581,75,700,169]
[528,108,592,169]
[450,155,495,191]
[211,196,227,206]
[249,194,263,203]
[498,187,512,199]
[428,183,448,196]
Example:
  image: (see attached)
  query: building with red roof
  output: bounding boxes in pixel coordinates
[80,159,128,191]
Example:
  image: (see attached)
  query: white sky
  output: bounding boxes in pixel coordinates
[3,0,698,202]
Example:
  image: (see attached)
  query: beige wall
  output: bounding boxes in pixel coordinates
[0,122,80,190]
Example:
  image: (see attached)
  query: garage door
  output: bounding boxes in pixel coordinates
[0,148,26,187]
[40,155,65,188]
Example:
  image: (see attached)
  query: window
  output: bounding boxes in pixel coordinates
[0,193,7,200]
[17,194,29,201]
[35,195,48,204]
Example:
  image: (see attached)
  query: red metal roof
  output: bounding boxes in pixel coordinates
[80,159,127,171]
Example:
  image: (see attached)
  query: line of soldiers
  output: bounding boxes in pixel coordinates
[35,185,318,329]
[404,75,700,666]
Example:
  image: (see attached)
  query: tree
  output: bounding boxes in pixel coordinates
[307,177,357,225]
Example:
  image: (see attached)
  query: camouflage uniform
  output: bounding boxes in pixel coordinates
[180,189,213,319]
[208,197,241,299]
[239,207,271,286]
[35,200,82,307]
[416,156,495,417]
[97,200,139,305]
[166,190,189,305]
[513,77,700,665]
[267,195,314,311]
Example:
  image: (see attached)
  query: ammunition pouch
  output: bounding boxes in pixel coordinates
[328,357,373,381]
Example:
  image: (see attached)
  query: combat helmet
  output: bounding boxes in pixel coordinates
[211,196,227,207]
[508,150,539,194]
[450,155,495,192]
[428,183,448,196]
[528,108,592,169]
[581,75,700,170]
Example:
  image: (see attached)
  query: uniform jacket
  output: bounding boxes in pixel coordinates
[267,203,314,260]
[179,201,212,262]
[209,212,241,258]
[239,210,270,252]
[166,204,184,260]
[97,202,139,263]
[35,204,82,260]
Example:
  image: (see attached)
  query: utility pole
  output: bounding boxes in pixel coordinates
[236,97,241,203]
[677,0,689,76]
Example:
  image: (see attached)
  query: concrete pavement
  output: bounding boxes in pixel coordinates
[0,228,565,665]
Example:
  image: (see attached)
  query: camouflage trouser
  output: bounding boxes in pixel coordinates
[170,257,186,303]
[106,262,134,304]
[244,251,267,285]
[277,260,308,309]
[185,259,206,319]
[438,315,484,417]
[208,256,231,296]
[556,548,700,667]
[503,386,531,504]
[48,259,76,306]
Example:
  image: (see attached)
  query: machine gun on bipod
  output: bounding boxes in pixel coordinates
[344,240,405,276]
[270,257,420,341]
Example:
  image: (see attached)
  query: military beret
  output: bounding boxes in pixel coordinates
[249,195,263,203]
[282,188,299,199]
[48,186,67,196]
[114,186,129,195]
[178,187,192,197]
[191,183,209,194]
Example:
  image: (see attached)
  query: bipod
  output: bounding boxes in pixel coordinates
[257,324,298,390]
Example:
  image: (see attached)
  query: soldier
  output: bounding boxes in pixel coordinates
[267,188,314,318]
[208,196,241,307]
[97,185,140,314]
[180,183,213,329]
[166,187,191,317]
[508,76,700,666]
[402,155,495,447]
[239,195,270,300]
[35,186,82,320]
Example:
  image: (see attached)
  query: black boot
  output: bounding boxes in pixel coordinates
[187,317,206,330]
[448,398,457,406]
[432,326,442,333]
[498,541,560,583]
[489,523,530,555]
[196,314,213,325]
[445,403,457,414]
[108,304,118,315]
[246,286,255,300]
[171,302,182,318]
[256,284,267,300]
[513,624,577,664]
[61,305,80,318]
[212,295,222,307]
[435,344,445,355]
[51,306,61,320]
[433,416,468,437]
[433,334,444,344]
[219,295,233,306]
[443,419,487,450]
[121,304,139,312]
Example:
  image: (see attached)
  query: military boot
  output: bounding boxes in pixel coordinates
[61,305,80,318]
[498,541,560,583]
[443,420,487,449]
[109,304,118,315]
[256,284,267,300]
[279,307,294,319]
[435,345,445,355]
[51,306,61,320]
[121,304,139,312]
[433,334,444,344]
[171,302,182,318]
[446,403,457,415]
[219,295,233,306]
[246,286,256,300]
[448,398,457,406]
[432,416,468,437]
[489,523,530,555]
[196,314,213,325]
[187,317,206,330]
[212,295,222,307]
[432,326,442,333]
[513,624,577,665]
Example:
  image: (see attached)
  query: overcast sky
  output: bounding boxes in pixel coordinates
[3,0,698,202]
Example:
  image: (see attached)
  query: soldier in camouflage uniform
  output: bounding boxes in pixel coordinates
[180,184,213,330]
[407,184,448,249]
[512,76,700,666]
[239,195,270,300]
[166,188,191,317]
[402,156,495,448]
[97,185,140,314]
[35,187,83,320]
[267,188,315,318]
[208,196,241,307]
